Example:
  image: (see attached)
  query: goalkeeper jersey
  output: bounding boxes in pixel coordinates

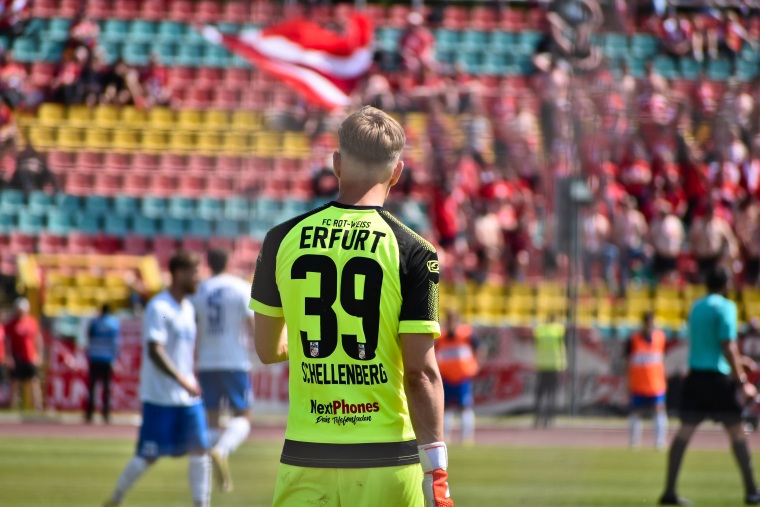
[250,201,441,468]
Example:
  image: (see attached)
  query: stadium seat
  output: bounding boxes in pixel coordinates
[187,218,213,238]
[103,19,129,43]
[141,129,169,151]
[93,106,120,127]
[158,20,185,41]
[112,129,140,151]
[215,218,242,238]
[168,0,194,22]
[28,192,53,215]
[0,190,24,213]
[17,213,44,234]
[167,197,196,219]
[181,236,208,254]
[113,195,138,216]
[123,234,150,255]
[104,152,131,170]
[75,212,102,235]
[0,211,15,234]
[123,172,151,195]
[94,172,124,196]
[141,196,167,218]
[103,214,129,237]
[85,128,112,150]
[197,197,223,220]
[114,0,140,19]
[128,20,156,42]
[38,103,66,125]
[84,195,110,215]
[38,233,66,254]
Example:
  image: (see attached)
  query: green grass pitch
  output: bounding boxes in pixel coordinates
[0,436,752,506]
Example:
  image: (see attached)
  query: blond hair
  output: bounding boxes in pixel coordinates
[337,106,406,172]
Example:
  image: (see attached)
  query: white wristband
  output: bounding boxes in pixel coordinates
[418,442,448,472]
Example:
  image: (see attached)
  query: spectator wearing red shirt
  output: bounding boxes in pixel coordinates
[6,298,43,411]
[0,318,6,401]
[398,12,436,77]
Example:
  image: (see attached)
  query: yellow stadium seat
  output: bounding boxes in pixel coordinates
[177,109,204,129]
[231,111,261,130]
[67,105,92,125]
[745,302,760,321]
[93,106,120,126]
[595,299,614,326]
[141,129,169,151]
[655,298,684,321]
[197,131,222,152]
[622,298,654,324]
[38,103,66,125]
[42,303,65,317]
[75,272,103,288]
[103,272,128,288]
[282,132,310,156]
[205,109,230,129]
[57,127,84,149]
[169,130,196,151]
[121,107,147,126]
[505,294,535,325]
[655,285,681,300]
[46,271,74,288]
[112,129,139,150]
[222,132,249,153]
[509,283,534,298]
[537,282,565,298]
[743,288,760,303]
[84,128,112,150]
[683,284,706,301]
[27,125,56,148]
[148,107,175,128]
[253,132,281,155]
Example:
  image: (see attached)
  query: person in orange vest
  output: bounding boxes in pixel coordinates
[626,311,668,449]
[435,309,480,444]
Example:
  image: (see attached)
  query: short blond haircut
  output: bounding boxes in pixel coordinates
[338,106,406,169]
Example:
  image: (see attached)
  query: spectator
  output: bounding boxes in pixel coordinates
[6,298,43,412]
[461,100,491,170]
[583,203,618,289]
[99,57,143,107]
[0,92,16,160]
[736,197,760,286]
[84,304,121,424]
[659,13,692,62]
[720,11,756,74]
[398,11,436,77]
[8,144,59,194]
[0,0,30,47]
[688,202,739,282]
[0,49,26,108]
[50,45,88,105]
[613,196,649,291]
[0,317,6,403]
[139,55,172,108]
[66,6,100,57]
[650,201,685,284]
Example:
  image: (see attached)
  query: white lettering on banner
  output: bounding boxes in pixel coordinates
[438,346,474,360]
[630,352,664,365]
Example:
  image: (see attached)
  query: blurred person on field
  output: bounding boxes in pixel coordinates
[650,201,685,284]
[626,312,668,449]
[436,310,480,444]
[6,297,43,412]
[688,202,738,283]
[533,313,567,429]
[85,304,120,424]
[613,196,650,292]
[8,143,59,194]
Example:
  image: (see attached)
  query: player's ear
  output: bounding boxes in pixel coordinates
[388,159,404,187]
[332,151,341,179]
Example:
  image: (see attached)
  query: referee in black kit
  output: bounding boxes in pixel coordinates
[660,267,760,505]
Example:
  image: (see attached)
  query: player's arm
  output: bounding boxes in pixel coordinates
[253,314,288,364]
[144,305,199,396]
[719,302,757,399]
[401,333,445,444]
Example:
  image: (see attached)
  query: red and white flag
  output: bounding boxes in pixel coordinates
[201,13,374,110]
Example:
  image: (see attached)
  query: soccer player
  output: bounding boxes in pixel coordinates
[85,304,120,424]
[436,309,479,444]
[6,297,43,412]
[194,248,255,492]
[533,313,566,428]
[250,106,454,507]
[660,267,760,506]
[104,252,211,507]
[625,311,668,449]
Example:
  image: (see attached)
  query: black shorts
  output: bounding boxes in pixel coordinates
[11,362,38,381]
[679,370,743,426]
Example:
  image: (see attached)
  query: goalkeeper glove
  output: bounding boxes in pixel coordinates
[418,442,454,507]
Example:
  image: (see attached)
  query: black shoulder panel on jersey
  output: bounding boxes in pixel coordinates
[377,210,440,324]
[250,202,331,305]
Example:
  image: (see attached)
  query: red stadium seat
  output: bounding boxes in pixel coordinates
[78,151,103,169]
[166,67,195,88]
[94,235,122,255]
[59,0,81,18]
[140,0,166,20]
[240,89,267,109]
[180,236,207,254]
[48,150,75,170]
[237,236,262,254]
[224,0,250,23]
[88,0,112,18]
[196,67,223,87]
[472,6,497,30]
[123,171,152,196]
[94,171,124,196]
[68,232,96,254]
[500,8,525,30]
[9,232,36,254]
[188,154,215,172]
[123,235,150,255]
[206,175,234,197]
[251,0,276,24]
[388,5,411,27]
[32,0,57,17]
[178,172,207,197]
[212,87,240,109]
[223,68,251,88]
[153,235,178,255]
[161,153,187,172]
[209,236,235,253]
[167,0,194,22]
[196,0,222,23]
[66,172,95,195]
[131,152,159,171]
[153,173,180,197]
[103,152,131,171]
[216,155,242,173]
[184,87,213,109]
[364,4,387,25]
[38,233,66,254]
[114,0,141,19]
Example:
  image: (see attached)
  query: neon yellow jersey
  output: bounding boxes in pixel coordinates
[250,202,441,468]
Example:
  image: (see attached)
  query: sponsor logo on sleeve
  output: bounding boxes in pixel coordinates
[427,260,439,273]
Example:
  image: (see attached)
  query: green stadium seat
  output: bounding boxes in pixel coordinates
[102,20,129,42]
[203,45,230,67]
[153,42,176,65]
[653,56,678,80]
[517,32,543,54]
[28,192,53,215]
[0,211,16,233]
[184,26,206,45]
[461,30,488,51]
[376,28,401,52]
[434,49,454,66]
[176,43,203,66]
[128,20,156,42]
[55,194,81,214]
[197,197,223,220]
[223,197,249,220]
[0,190,24,212]
[483,53,507,76]
[624,56,646,77]
[435,29,459,52]
[103,214,128,237]
[113,195,137,216]
[75,212,101,235]
[215,219,242,238]
[603,34,628,59]
[100,42,121,64]
[455,50,482,74]
[84,195,110,215]
[167,197,196,219]
[742,46,760,62]
[217,23,240,34]
[132,216,157,236]
[141,197,166,218]
[46,212,72,235]
[255,198,281,217]
[11,37,37,62]
[680,58,702,80]
[45,18,72,41]
[246,220,268,239]
[512,55,534,75]
[490,31,517,52]
[707,58,732,80]
[281,200,310,219]
[18,213,43,234]
[157,21,185,42]
[123,42,150,66]
[187,218,212,238]
[39,40,63,62]
[631,35,658,58]
[159,217,186,238]
[737,59,757,80]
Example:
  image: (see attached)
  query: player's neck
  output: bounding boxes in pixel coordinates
[335,184,388,208]
[168,285,186,305]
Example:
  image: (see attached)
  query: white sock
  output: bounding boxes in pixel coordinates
[214,416,251,456]
[443,410,454,443]
[654,411,669,448]
[462,408,475,442]
[207,428,221,447]
[629,414,642,448]
[111,456,150,503]
[189,455,211,507]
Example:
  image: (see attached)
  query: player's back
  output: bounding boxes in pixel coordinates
[688,293,736,375]
[250,202,441,467]
[140,290,198,406]
[194,274,252,371]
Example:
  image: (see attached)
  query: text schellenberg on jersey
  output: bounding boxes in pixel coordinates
[301,361,389,385]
